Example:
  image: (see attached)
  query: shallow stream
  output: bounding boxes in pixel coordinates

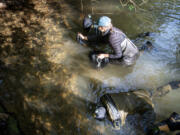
[0,0,179,134]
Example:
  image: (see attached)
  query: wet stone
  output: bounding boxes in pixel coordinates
[169,81,180,89]
[155,84,172,97]
[153,81,180,97]
[95,90,155,133]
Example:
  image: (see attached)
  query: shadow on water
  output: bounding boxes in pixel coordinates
[0,1,102,135]
[46,0,84,40]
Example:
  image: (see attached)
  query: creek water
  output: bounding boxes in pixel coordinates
[0,0,179,135]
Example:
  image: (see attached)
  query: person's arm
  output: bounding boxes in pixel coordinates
[78,33,88,40]
[87,35,98,41]
[78,33,101,42]
[98,54,109,59]
[108,35,123,59]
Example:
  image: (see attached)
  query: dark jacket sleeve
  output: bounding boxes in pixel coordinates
[87,35,99,42]
[87,34,104,43]
[109,34,123,59]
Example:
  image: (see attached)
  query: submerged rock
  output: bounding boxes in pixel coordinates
[137,32,150,38]
[140,41,154,52]
[153,80,180,97]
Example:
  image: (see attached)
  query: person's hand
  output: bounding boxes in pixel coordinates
[98,54,109,59]
[78,33,84,39]
[78,33,87,40]
[0,2,7,9]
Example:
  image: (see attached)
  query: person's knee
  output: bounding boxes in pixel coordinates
[123,56,137,66]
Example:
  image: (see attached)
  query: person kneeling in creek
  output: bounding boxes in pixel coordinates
[77,16,139,66]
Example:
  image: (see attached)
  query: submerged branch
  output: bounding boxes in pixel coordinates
[139,0,148,6]
[119,0,129,7]
[119,0,148,11]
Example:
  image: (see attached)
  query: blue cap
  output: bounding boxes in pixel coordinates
[98,16,111,27]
